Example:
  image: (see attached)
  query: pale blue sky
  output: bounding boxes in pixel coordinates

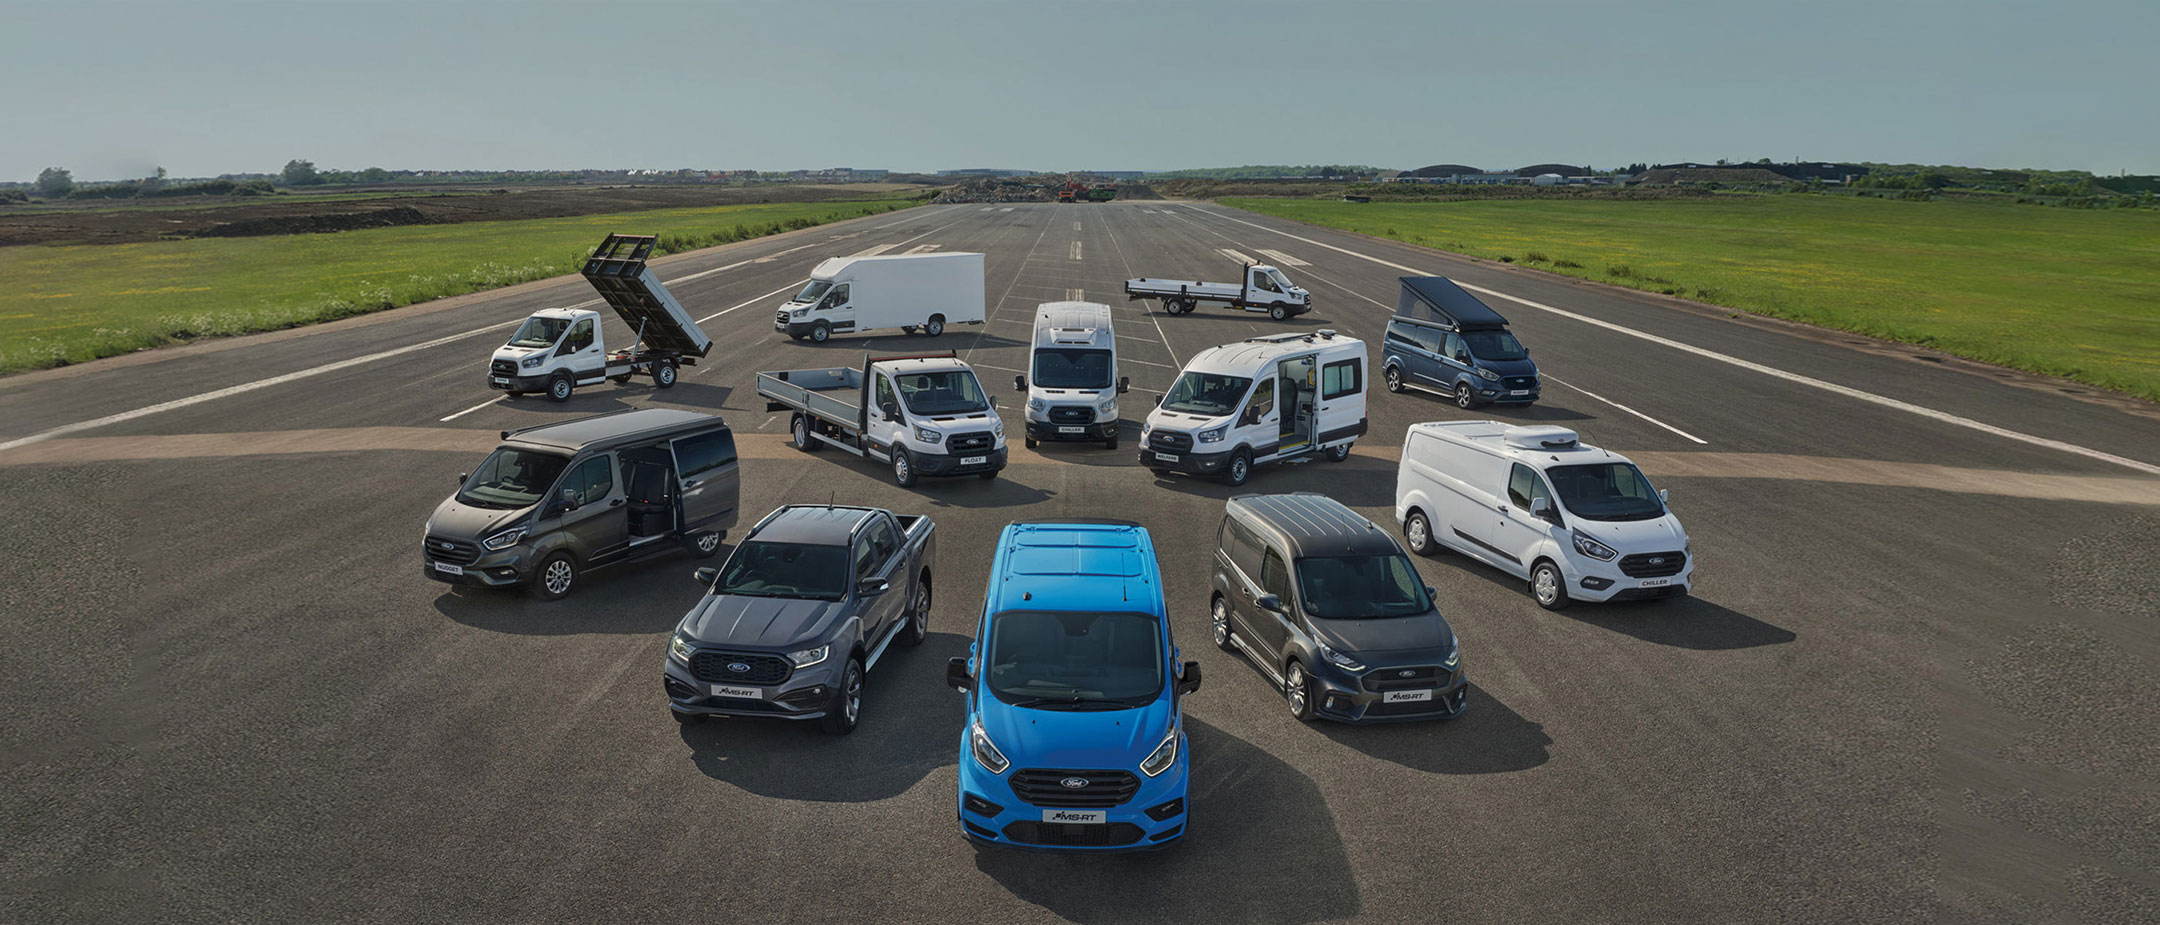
[7,0,2154,181]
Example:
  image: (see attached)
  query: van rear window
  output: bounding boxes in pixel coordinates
[674,430,737,479]
[1321,359,1361,399]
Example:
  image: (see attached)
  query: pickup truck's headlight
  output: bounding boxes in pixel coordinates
[1027,397,1046,413]
[970,720,1010,774]
[786,645,829,668]
[1139,723,1180,777]
[520,356,544,369]
[1442,642,1460,670]
[1572,530,1618,561]
[1476,367,1501,382]
[912,425,943,445]
[1317,641,1363,672]
[1096,398,1117,417]
[669,634,695,664]
[1197,425,1227,443]
[481,527,526,550]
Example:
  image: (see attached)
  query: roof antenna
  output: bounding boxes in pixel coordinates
[827,491,835,509]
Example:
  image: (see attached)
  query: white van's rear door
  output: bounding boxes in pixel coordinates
[1316,348,1368,445]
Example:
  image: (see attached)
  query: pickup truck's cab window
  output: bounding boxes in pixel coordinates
[860,517,898,574]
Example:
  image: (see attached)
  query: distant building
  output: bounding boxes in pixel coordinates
[937,168,1034,178]
[1515,164,1589,177]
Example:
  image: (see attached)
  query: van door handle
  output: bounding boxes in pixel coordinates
[683,480,700,489]
[1496,504,1509,512]
[610,499,624,507]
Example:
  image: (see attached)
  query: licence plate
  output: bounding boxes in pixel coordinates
[1509,389,1530,396]
[1042,809,1105,824]
[709,684,762,699]
[491,377,510,386]
[960,455,987,465]
[1384,689,1434,703]
[432,562,464,576]
[1057,426,1085,434]
[1639,578,1671,587]
[1154,452,1180,462]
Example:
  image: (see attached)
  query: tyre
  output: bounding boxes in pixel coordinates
[792,414,822,452]
[820,657,864,735]
[1269,302,1288,321]
[670,708,702,725]
[1324,442,1351,462]
[1404,510,1438,556]
[531,552,576,601]
[1024,436,1039,449]
[1221,449,1253,487]
[1285,660,1315,721]
[1210,596,1235,652]
[1102,431,1119,451]
[686,530,724,559]
[1384,365,1404,393]
[892,448,918,488]
[1531,560,1571,611]
[547,374,573,403]
[654,361,677,388]
[899,579,931,647]
[924,314,946,337]
[811,321,831,343]
[1455,382,1477,409]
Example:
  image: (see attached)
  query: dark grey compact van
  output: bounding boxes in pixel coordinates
[423,408,740,600]
[1209,492,1466,723]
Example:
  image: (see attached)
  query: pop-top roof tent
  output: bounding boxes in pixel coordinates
[580,234,713,357]
[1395,276,1511,331]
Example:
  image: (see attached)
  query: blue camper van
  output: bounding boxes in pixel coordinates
[1381,277,1541,408]
[946,520,1202,851]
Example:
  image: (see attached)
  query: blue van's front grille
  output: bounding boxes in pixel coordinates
[1503,376,1538,390]
[1010,768,1139,808]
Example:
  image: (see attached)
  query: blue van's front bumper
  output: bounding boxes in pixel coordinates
[955,738,1190,852]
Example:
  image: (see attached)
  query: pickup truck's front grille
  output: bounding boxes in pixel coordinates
[948,431,994,453]
[1048,406,1093,425]
[1001,821,1145,848]
[1619,551,1687,578]
[1010,768,1139,808]
[1149,431,1193,452]
[688,651,792,686]
[423,535,481,565]
[489,359,518,377]
[1363,666,1449,692]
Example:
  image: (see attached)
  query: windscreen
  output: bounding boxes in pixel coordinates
[986,610,1164,708]
[1267,269,1294,290]
[1462,330,1528,361]
[896,370,989,415]
[1160,371,1251,416]
[1031,348,1113,390]
[1548,463,1666,521]
[715,541,848,600]
[507,316,570,349]
[793,280,832,304]
[456,448,569,509]
[1296,555,1431,618]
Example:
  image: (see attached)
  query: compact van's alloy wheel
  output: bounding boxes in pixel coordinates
[1384,366,1404,393]
[1455,382,1476,409]
[532,553,576,601]
[1285,661,1315,721]
[1211,597,1234,651]
[1532,561,1571,611]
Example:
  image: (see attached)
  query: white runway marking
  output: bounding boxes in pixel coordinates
[1218,248,1258,265]
[1179,205,2160,476]
[999,207,1014,212]
[1069,241,1083,261]
[439,396,504,422]
[1066,288,1084,300]
[1256,248,1308,267]
[1120,357,1177,369]
[1544,375,1707,444]
[698,281,804,324]
[902,244,942,255]
[1073,221,1082,232]
[851,243,899,257]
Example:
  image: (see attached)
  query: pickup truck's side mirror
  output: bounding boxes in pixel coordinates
[558,488,581,512]
[1255,594,1287,614]
[694,567,719,587]
[1013,374,1027,391]
[1117,376,1130,394]
[1426,585,1439,599]
[945,657,972,691]
[856,577,890,597]
[1176,660,1203,695]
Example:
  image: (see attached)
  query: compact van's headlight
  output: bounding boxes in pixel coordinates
[970,721,1010,774]
[1317,641,1363,672]
[481,527,526,550]
[1197,425,1228,443]
[520,356,544,369]
[669,634,696,663]
[912,425,943,444]
[1572,530,1618,561]
[1476,367,1501,382]
[1140,723,1180,777]
[786,645,829,668]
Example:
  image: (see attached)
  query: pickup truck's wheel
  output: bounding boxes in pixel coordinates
[791,414,822,452]
[924,314,946,337]
[891,448,918,487]
[1384,365,1405,393]
[1285,660,1316,721]
[1269,302,1288,321]
[1455,382,1478,409]
[900,579,930,647]
[810,321,831,343]
[1210,596,1235,651]
[1221,449,1253,487]
[1404,510,1438,556]
[686,530,724,558]
[820,657,863,735]
[1531,560,1572,611]
[531,553,576,601]
[1325,442,1352,462]
[547,374,573,403]
[653,361,677,388]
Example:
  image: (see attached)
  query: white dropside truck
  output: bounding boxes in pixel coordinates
[489,234,713,402]
[775,252,987,343]
[1124,263,1312,320]
[758,351,1008,488]
[1139,330,1368,487]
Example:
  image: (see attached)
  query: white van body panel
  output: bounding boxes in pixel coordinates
[1025,301,1121,436]
[1141,331,1368,477]
[776,252,986,338]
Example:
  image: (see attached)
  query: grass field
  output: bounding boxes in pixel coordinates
[1223,195,2160,401]
[0,196,918,374]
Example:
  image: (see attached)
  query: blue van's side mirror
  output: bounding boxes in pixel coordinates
[945,657,973,691]
[1176,661,1203,695]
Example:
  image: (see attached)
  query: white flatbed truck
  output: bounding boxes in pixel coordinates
[488,234,713,402]
[1124,263,1313,320]
[757,351,1008,488]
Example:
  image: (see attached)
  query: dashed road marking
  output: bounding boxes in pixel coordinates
[851,243,899,257]
[1069,241,1083,261]
[1544,375,1707,444]
[902,244,942,255]
[1256,248,1308,267]
[1218,248,1257,265]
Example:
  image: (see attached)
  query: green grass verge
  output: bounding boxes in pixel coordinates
[1222,195,2160,401]
[0,196,920,374]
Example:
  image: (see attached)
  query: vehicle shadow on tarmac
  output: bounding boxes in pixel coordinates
[973,717,1360,925]
[674,631,969,802]
[639,381,733,412]
[1561,596,1796,650]
[1317,685,1553,774]
[1145,455,1396,507]
[497,393,637,416]
[431,549,717,636]
[781,332,1031,352]
[910,478,1057,510]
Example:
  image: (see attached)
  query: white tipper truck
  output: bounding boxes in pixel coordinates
[775,252,986,343]
[489,234,713,402]
[758,351,1008,487]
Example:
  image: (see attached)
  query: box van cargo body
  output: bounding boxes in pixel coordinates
[946,520,1201,852]
[1382,277,1540,408]
[1394,422,1691,610]
[1012,302,1131,450]
[775,252,987,342]
[1139,331,1368,487]
[422,409,740,600]
[759,352,1007,487]
[1212,493,1466,724]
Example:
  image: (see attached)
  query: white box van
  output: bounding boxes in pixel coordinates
[1010,301,1131,450]
[1393,422,1692,610]
[775,252,986,343]
[1139,331,1368,487]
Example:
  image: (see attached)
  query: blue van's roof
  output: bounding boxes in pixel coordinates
[1396,276,1510,330]
[989,521,1162,615]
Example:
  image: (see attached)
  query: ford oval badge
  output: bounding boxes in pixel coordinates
[1060,777,1089,789]
[727,661,751,673]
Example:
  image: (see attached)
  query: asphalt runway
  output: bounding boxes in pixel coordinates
[4,202,2156,924]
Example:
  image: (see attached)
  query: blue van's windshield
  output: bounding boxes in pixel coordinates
[986,610,1163,708]
[1463,330,1528,361]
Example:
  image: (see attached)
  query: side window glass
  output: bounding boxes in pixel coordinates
[1226,519,1262,580]
[673,430,737,479]
[568,319,594,351]
[1509,464,1536,508]
[867,519,898,570]
[1385,323,1414,348]
[831,283,850,305]
[1321,359,1361,399]
[854,538,878,578]
[1247,378,1275,418]
[875,375,897,413]
[1260,547,1289,600]
[1445,333,1467,361]
[576,456,613,504]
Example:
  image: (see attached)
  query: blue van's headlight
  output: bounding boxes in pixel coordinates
[970,721,1010,774]
[1475,367,1501,382]
[1139,723,1180,777]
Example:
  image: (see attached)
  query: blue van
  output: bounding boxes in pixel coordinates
[946,520,1202,851]
[1381,277,1540,408]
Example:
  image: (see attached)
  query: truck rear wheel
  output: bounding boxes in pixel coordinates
[924,315,945,337]
[654,360,677,388]
[547,374,573,403]
[792,414,822,452]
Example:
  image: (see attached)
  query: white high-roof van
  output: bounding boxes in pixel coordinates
[1394,422,1691,609]
[1140,330,1367,487]
[1011,301,1130,450]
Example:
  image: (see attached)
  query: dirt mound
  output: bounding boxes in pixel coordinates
[194,206,432,237]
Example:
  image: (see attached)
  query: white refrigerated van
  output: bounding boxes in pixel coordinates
[1394,422,1693,610]
[1012,301,1131,450]
[1138,330,1368,487]
[774,252,986,342]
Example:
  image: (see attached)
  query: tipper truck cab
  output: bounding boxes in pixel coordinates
[775,252,987,342]
[1140,331,1368,487]
[1125,263,1312,320]
[947,520,1201,851]
[759,351,1008,487]
[1382,276,1540,408]
[1012,301,1131,450]
[490,234,712,402]
[666,504,936,735]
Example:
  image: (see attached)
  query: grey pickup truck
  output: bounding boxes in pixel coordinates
[663,504,935,735]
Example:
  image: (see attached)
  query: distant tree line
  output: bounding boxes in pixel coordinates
[1145,165,1386,180]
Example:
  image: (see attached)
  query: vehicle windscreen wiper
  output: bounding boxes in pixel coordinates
[1011,695,1132,710]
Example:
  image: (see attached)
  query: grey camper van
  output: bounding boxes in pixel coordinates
[423,409,741,600]
[1381,277,1541,408]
